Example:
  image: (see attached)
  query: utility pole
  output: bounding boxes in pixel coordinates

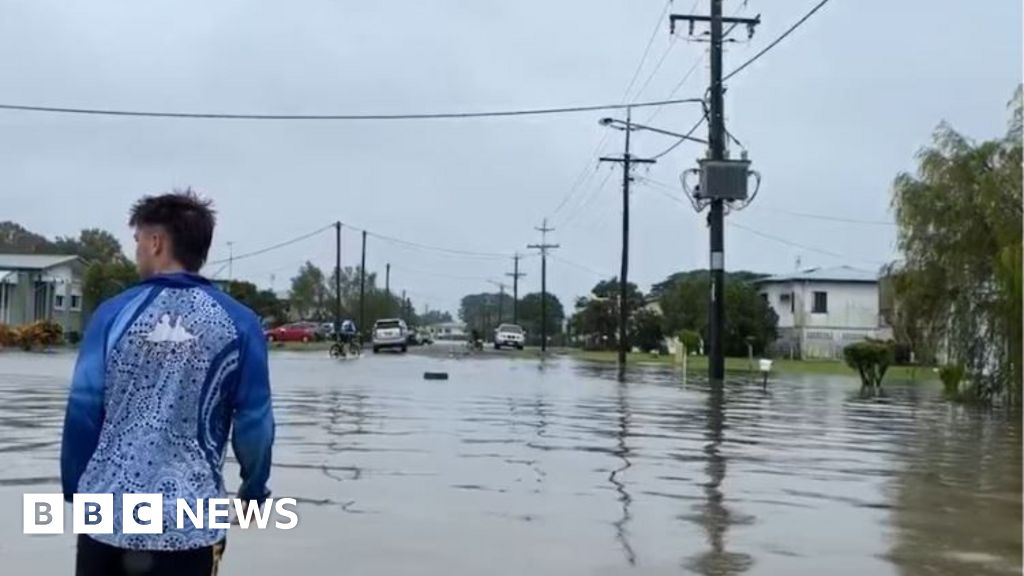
[227,241,235,282]
[488,280,508,325]
[670,2,760,383]
[385,263,391,297]
[600,108,656,371]
[528,219,559,353]
[359,230,367,338]
[334,222,342,343]
[506,254,526,325]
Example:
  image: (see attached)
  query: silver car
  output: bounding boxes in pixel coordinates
[372,318,408,353]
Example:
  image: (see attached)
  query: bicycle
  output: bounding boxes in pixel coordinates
[329,335,361,358]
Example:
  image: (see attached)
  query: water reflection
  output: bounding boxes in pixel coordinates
[685,383,753,575]
[609,382,636,565]
[888,406,1022,576]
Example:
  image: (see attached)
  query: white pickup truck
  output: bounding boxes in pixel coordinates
[493,324,526,350]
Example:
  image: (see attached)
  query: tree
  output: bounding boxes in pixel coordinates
[650,269,766,299]
[223,280,286,325]
[632,308,665,353]
[571,296,617,349]
[570,278,645,350]
[0,221,54,254]
[83,260,139,317]
[518,292,564,346]
[419,309,453,325]
[290,262,327,320]
[890,87,1022,404]
[660,273,777,357]
[459,292,515,335]
[54,229,127,265]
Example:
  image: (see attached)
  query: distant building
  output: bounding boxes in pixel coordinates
[755,266,891,360]
[0,254,86,334]
[430,321,467,341]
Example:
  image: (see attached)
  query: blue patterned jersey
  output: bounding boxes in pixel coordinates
[60,272,275,551]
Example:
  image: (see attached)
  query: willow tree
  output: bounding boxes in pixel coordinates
[891,87,1022,404]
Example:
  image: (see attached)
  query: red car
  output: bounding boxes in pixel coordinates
[265,322,320,343]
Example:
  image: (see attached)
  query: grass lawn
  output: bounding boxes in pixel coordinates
[570,349,936,381]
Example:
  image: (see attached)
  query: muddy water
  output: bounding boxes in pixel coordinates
[0,350,1019,575]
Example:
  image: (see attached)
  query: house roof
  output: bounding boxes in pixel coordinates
[0,254,82,271]
[755,266,877,285]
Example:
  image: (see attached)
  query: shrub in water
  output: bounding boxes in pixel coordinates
[843,339,895,389]
[939,364,966,398]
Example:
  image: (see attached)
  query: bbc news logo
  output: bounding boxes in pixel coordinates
[23,494,299,535]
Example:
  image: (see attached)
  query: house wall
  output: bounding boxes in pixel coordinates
[759,280,884,360]
[0,268,83,334]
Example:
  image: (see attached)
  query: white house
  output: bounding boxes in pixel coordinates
[0,254,86,334]
[755,266,890,360]
[430,321,468,341]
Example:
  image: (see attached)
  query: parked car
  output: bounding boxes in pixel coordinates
[317,322,336,340]
[266,322,320,343]
[405,327,433,346]
[493,324,526,350]
[372,318,408,353]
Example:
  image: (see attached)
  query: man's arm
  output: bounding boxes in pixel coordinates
[60,310,109,502]
[232,320,275,503]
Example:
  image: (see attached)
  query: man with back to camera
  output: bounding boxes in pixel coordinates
[60,190,275,575]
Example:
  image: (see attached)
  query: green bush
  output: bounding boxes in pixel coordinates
[939,364,966,397]
[843,339,895,388]
[678,330,701,353]
[0,324,14,348]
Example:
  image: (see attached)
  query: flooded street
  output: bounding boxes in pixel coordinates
[0,349,1020,575]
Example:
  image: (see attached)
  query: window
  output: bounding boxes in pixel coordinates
[780,292,794,313]
[54,294,65,310]
[813,291,828,314]
[70,295,81,311]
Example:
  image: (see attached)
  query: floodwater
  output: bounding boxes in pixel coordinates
[0,348,1020,575]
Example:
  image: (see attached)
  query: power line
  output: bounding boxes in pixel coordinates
[0,97,703,122]
[547,0,688,225]
[727,220,884,265]
[549,133,611,221]
[641,177,894,225]
[388,263,495,282]
[645,0,747,123]
[361,229,513,260]
[723,0,833,82]
[621,0,676,104]
[560,168,616,229]
[550,254,614,279]
[632,36,679,104]
[644,50,707,123]
[760,208,894,226]
[640,178,885,265]
[205,224,333,266]
[650,113,708,159]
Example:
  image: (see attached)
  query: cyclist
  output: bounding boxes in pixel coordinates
[339,319,359,354]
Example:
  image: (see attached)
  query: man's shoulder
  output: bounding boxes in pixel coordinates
[92,284,151,321]
[201,287,263,335]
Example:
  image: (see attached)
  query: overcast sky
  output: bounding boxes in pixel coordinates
[1,0,1020,316]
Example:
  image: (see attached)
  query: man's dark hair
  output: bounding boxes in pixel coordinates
[129,189,216,272]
